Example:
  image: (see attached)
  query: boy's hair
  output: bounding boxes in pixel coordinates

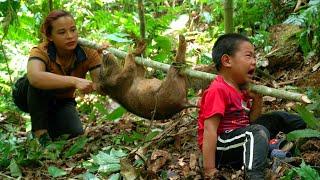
[212,33,251,71]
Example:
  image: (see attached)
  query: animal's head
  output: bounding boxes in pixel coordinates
[100,51,121,75]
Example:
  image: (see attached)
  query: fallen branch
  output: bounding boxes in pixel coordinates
[78,38,311,103]
[0,172,15,180]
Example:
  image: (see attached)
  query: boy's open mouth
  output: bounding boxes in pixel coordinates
[247,69,255,77]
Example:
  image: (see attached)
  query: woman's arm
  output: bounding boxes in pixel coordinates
[27,59,94,94]
[203,115,221,177]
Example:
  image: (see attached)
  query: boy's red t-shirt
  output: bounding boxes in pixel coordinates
[197,75,252,149]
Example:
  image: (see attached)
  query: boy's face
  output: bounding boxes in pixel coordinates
[228,41,256,85]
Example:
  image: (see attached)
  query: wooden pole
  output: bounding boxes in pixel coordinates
[78,38,311,103]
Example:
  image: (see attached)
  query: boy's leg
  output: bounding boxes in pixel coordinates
[216,124,270,180]
[255,111,306,139]
[48,99,84,139]
[27,85,54,137]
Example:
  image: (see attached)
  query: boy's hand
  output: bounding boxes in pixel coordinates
[248,90,263,122]
[247,90,262,101]
[204,168,219,179]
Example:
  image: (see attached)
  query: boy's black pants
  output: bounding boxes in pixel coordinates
[24,84,83,139]
[215,112,306,179]
[216,124,269,179]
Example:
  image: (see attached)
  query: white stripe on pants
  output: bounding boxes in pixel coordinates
[217,131,254,170]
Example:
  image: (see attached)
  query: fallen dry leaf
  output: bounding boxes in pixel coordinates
[148,150,170,173]
[189,153,197,170]
[178,158,186,167]
[182,165,190,177]
[121,158,139,180]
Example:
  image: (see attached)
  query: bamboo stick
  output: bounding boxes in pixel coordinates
[78,38,311,103]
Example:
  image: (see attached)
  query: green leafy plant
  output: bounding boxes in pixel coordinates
[284,0,320,55]
[64,136,88,158]
[82,147,127,179]
[287,105,320,141]
[282,161,319,179]
[48,166,67,178]
[9,159,21,177]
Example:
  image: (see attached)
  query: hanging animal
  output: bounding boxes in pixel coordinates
[97,35,191,120]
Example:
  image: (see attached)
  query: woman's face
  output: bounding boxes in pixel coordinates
[48,16,78,52]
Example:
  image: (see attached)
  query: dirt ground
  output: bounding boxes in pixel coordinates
[8,60,320,179]
[66,47,320,179]
[5,24,320,179]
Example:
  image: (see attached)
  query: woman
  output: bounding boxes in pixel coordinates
[14,10,104,142]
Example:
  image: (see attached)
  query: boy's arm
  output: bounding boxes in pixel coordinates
[203,115,221,177]
[249,91,263,122]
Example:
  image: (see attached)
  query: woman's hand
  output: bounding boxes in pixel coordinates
[73,77,95,94]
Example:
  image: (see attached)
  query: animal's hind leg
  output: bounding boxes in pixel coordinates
[156,35,188,105]
[174,35,186,64]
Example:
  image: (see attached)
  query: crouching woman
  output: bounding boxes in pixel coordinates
[13,10,105,142]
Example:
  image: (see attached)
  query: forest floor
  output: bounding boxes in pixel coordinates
[5,58,320,180]
[1,26,320,180]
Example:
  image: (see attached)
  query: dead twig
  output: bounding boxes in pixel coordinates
[274,80,296,87]
[170,127,197,137]
[0,172,16,180]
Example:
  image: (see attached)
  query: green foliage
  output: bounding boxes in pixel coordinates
[1,0,320,178]
[64,136,88,158]
[83,147,127,178]
[295,105,320,130]
[250,31,271,50]
[287,129,320,141]
[0,130,43,169]
[0,0,20,36]
[284,0,320,55]
[82,172,100,180]
[152,35,173,63]
[282,161,320,179]
[9,159,21,177]
[0,129,91,177]
[234,0,277,34]
[105,106,126,121]
[48,166,67,178]
[285,89,320,141]
[0,85,18,113]
[77,95,126,122]
[108,173,121,180]
[286,102,320,141]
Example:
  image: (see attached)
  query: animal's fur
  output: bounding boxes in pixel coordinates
[98,35,189,120]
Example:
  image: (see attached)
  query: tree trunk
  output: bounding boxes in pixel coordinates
[78,38,310,103]
[224,0,233,33]
[49,0,53,11]
[138,0,146,39]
